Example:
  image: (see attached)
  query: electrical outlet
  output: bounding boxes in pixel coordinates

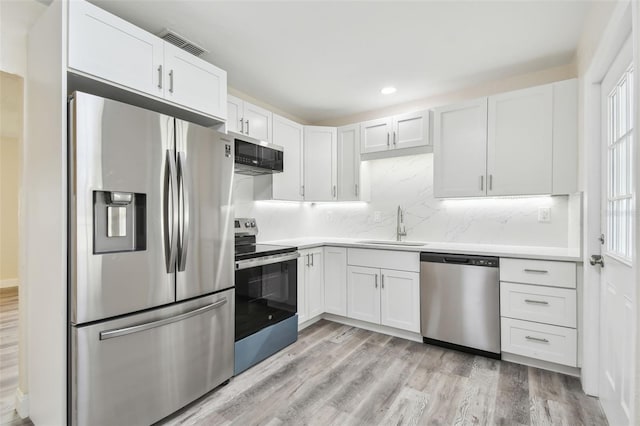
[373,211,382,223]
[538,207,551,223]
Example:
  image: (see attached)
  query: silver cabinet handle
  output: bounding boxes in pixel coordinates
[311,253,314,267]
[393,131,396,145]
[381,274,384,289]
[332,185,337,198]
[157,65,162,89]
[301,185,305,197]
[387,132,390,146]
[480,175,484,190]
[306,254,309,267]
[355,183,359,197]
[240,117,245,133]
[524,269,549,274]
[236,252,300,271]
[100,298,227,340]
[375,274,378,288]
[169,69,174,93]
[524,299,549,305]
[525,335,549,343]
[246,119,250,135]
[489,174,493,190]
[164,149,179,273]
[177,152,190,272]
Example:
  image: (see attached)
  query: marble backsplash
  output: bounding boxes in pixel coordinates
[233,153,578,248]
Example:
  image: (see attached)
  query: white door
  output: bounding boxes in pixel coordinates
[303,126,337,201]
[360,117,393,153]
[227,95,243,134]
[597,36,635,426]
[243,102,272,142]
[272,114,304,201]
[163,43,227,119]
[68,0,164,98]
[297,251,309,325]
[433,98,488,198]
[487,84,553,196]
[337,124,360,201]
[380,269,420,332]
[306,249,325,319]
[324,247,347,316]
[393,110,430,150]
[347,266,380,323]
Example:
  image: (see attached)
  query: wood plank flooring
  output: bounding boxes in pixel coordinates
[0,287,31,426]
[161,320,607,426]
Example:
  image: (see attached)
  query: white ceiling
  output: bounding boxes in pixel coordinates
[89,1,591,123]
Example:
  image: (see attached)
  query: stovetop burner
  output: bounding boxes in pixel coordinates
[234,217,296,261]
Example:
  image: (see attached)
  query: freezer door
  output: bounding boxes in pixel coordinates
[71,289,234,426]
[175,120,234,300]
[70,92,177,324]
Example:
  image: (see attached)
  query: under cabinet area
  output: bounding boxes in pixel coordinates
[68,0,227,120]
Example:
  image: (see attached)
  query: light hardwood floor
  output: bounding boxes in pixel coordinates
[0,287,31,426]
[161,319,607,426]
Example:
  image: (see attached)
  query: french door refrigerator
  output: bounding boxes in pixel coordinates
[68,92,235,426]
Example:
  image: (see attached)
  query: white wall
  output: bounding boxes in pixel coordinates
[236,153,573,248]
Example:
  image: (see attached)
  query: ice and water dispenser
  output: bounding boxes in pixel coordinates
[93,190,146,254]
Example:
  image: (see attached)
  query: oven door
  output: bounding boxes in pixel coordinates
[235,253,298,341]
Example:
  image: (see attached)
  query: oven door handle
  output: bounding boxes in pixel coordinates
[235,252,300,270]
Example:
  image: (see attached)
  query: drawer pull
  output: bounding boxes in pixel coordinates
[523,268,549,274]
[524,299,549,305]
[525,335,549,343]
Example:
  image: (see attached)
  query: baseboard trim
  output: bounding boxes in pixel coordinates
[0,279,18,289]
[502,352,581,377]
[321,313,423,343]
[15,388,29,419]
[298,316,322,331]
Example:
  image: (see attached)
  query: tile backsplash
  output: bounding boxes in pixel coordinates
[234,153,577,248]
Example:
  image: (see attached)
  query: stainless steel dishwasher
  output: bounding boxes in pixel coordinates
[420,252,500,358]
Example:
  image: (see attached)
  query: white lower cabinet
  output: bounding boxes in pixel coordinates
[501,318,577,367]
[324,247,347,316]
[347,266,381,323]
[298,248,324,325]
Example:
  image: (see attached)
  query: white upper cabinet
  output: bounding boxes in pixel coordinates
[337,124,361,201]
[68,0,227,120]
[393,110,430,150]
[433,98,488,198]
[361,110,429,154]
[360,118,393,153]
[68,0,164,98]
[163,43,226,118]
[487,84,553,196]
[227,95,272,142]
[304,126,337,201]
[272,114,304,201]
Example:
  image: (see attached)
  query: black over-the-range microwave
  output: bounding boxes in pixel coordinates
[232,133,284,176]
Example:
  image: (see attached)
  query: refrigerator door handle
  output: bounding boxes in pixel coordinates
[177,151,190,272]
[164,149,179,273]
[99,298,228,340]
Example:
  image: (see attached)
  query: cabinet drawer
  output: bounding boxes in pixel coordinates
[501,318,576,367]
[500,258,576,288]
[347,248,419,272]
[500,282,576,327]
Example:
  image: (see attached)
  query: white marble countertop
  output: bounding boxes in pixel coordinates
[262,237,582,262]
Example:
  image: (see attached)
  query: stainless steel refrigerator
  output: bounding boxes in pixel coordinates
[68,92,235,426]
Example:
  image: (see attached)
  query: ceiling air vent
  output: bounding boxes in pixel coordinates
[157,29,208,57]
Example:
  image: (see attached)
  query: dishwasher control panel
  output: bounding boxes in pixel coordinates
[420,252,499,267]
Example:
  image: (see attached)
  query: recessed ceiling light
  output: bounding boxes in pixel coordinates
[380,86,396,95]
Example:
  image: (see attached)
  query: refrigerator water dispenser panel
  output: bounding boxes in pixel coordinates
[94,191,147,254]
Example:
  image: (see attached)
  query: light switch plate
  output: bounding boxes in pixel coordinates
[538,207,551,223]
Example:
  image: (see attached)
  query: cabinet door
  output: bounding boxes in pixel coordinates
[347,266,380,323]
[337,124,360,201]
[163,43,227,119]
[392,110,429,150]
[303,126,337,201]
[380,269,420,332]
[68,0,164,98]
[487,85,552,196]
[360,118,393,154]
[272,115,304,201]
[306,249,325,319]
[227,95,243,134]
[433,99,488,198]
[297,251,309,325]
[243,102,272,142]
[324,247,347,316]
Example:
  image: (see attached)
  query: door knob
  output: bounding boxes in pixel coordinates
[589,254,604,267]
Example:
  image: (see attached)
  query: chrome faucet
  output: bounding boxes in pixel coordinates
[396,205,407,241]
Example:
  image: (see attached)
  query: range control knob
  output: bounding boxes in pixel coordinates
[251,222,256,227]
[245,222,251,227]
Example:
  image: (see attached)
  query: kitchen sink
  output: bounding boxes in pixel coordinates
[357,240,427,247]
